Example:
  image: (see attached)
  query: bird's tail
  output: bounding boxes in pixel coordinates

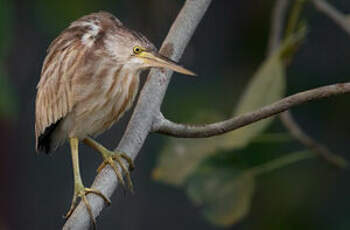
[36,119,62,154]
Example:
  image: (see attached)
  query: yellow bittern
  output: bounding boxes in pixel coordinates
[35,11,194,225]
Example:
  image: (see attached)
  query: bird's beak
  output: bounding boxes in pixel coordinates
[137,51,196,76]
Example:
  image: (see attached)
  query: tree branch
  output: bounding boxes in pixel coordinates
[152,82,350,137]
[311,0,350,35]
[63,0,212,229]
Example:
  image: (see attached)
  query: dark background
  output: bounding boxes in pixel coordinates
[1,0,350,229]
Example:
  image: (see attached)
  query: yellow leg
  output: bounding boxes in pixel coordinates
[83,137,135,192]
[65,137,111,229]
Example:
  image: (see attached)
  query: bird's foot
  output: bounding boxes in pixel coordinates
[83,137,135,192]
[97,149,135,192]
[64,182,111,228]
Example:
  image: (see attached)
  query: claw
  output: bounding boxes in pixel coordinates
[65,186,111,229]
[118,153,135,171]
[112,153,134,192]
[83,137,135,192]
[98,151,134,192]
[97,155,126,187]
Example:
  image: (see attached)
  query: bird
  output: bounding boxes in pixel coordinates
[34,11,195,226]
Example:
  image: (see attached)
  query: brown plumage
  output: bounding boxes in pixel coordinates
[36,12,149,153]
[34,11,195,226]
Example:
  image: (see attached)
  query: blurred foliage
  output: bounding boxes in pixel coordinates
[187,167,255,227]
[186,142,314,227]
[220,43,286,149]
[153,25,308,227]
[0,0,13,58]
[153,27,305,185]
[0,67,18,119]
[34,0,103,33]
[0,0,18,120]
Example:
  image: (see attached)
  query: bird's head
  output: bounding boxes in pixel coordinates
[126,44,196,76]
[71,11,195,76]
[106,19,195,76]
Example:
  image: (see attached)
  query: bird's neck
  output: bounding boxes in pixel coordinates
[116,65,141,101]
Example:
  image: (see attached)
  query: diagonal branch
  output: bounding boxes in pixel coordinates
[152,82,350,137]
[280,112,347,167]
[63,0,212,229]
[311,0,350,35]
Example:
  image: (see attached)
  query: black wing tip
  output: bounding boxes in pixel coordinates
[36,141,51,154]
[36,119,62,155]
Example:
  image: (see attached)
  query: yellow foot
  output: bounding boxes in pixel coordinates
[64,184,111,229]
[97,150,135,192]
[83,137,135,192]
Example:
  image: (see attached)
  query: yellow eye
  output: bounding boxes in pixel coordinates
[133,46,143,54]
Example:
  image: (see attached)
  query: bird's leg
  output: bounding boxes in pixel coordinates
[65,137,111,228]
[83,137,135,192]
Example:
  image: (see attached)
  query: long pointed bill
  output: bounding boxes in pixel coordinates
[137,51,196,76]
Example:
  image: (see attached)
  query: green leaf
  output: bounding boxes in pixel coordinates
[221,26,306,149]
[152,132,292,186]
[187,165,255,227]
[185,148,314,227]
[220,53,286,149]
[152,136,223,186]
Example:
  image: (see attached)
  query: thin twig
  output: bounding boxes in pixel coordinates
[267,0,290,56]
[152,82,350,137]
[268,0,347,168]
[63,0,212,229]
[249,150,315,176]
[280,112,347,167]
[311,0,350,35]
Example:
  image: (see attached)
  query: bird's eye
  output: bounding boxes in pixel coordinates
[133,46,143,54]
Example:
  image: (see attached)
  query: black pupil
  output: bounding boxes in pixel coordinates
[135,48,139,52]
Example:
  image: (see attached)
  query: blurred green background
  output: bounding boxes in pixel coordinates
[1,0,350,229]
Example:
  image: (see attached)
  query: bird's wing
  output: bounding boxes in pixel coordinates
[35,39,81,151]
[35,74,73,137]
